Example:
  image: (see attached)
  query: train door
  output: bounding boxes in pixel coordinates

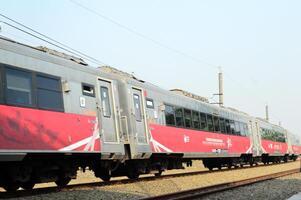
[132,88,148,144]
[254,121,262,155]
[97,78,124,158]
[130,87,151,158]
[249,120,259,156]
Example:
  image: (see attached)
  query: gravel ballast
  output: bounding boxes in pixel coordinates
[5,161,300,200]
[200,172,301,200]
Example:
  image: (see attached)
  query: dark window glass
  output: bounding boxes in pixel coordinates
[175,107,184,127]
[6,68,33,106]
[234,121,241,135]
[184,109,192,128]
[165,105,175,126]
[82,83,95,97]
[192,111,200,129]
[37,76,60,91]
[101,86,111,117]
[133,94,142,121]
[225,119,231,134]
[213,116,220,132]
[37,89,63,110]
[200,113,208,130]
[244,123,249,136]
[0,67,3,103]
[240,122,246,136]
[220,118,226,133]
[230,120,235,134]
[146,98,154,109]
[207,114,214,132]
[37,75,63,111]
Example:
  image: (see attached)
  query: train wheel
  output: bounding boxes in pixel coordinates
[127,168,140,180]
[55,177,71,187]
[3,181,20,192]
[21,181,35,190]
[99,169,111,182]
[154,170,162,177]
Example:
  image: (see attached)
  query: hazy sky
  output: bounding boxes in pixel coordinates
[1,0,300,135]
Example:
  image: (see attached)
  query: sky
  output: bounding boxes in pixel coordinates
[1,0,300,136]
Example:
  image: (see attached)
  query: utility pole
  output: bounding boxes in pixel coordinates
[218,68,224,107]
[211,67,224,107]
[265,105,269,121]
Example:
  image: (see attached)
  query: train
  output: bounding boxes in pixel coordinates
[0,36,299,192]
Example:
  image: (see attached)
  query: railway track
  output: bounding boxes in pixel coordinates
[142,168,300,200]
[0,161,297,199]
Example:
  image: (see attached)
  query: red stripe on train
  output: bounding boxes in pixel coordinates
[0,105,101,152]
[149,124,251,154]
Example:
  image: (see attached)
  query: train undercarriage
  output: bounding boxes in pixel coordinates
[0,153,298,192]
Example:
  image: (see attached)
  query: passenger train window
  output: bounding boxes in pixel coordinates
[133,94,142,121]
[37,75,63,111]
[243,123,249,136]
[213,116,220,132]
[234,121,241,135]
[175,107,184,127]
[184,109,192,128]
[230,120,235,134]
[200,113,208,130]
[239,122,245,136]
[220,118,226,133]
[225,119,231,134]
[82,83,95,97]
[100,86,111,117]
[0,67,3,103]
[146,98,154,109]
[5,68,33,106]
[192,111,200,129]
[207,115,214,132]
[165,105,176,126]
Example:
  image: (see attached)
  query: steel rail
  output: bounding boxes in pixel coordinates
[141,168,300,200]
[0,161,298,199]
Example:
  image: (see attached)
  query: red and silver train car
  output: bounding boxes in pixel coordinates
[0,37,299,191]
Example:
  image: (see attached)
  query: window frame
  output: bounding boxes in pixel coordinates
[133,93,142,122]
[146,98,154,109]
[225,119,231,134]
[219,118,226,133]
[200,112,208,131]
[192,110,200,130]
[239,122,245,136]
[234,121,241,136]
[36,72,64,112]
[4,66,36,108]
[230,120,235,134]
[207,114,214,132]
[82,83,95,97]
[164,104,176,126]
[175,107,184,127]
[184,109,192,128]
[101,86,112,118]
[213,116,220,132]
[0,65,3,103]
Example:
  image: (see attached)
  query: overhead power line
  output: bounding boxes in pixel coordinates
[69,0,219,70]
[0,13,106,66]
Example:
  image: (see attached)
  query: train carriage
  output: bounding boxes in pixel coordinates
[0,36,299,191]
[0,37,128,190]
